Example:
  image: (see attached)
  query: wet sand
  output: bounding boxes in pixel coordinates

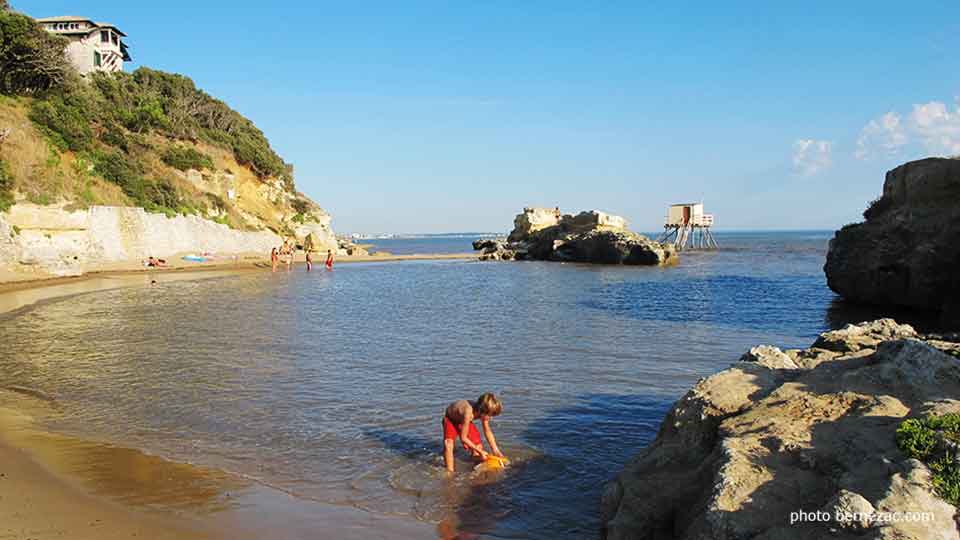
[0,250,476,291]
[0,266,443,540]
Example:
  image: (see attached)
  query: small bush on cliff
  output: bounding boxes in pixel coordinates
[161,146,214,171]
[863,196,893,220]
[27,90,96,153]
[896,414,960,506]
[0,158,13,211]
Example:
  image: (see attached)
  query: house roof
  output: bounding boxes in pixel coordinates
[36,15,94,22]
[36,16,127,37]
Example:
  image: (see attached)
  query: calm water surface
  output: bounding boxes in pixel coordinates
[0,231,896,539]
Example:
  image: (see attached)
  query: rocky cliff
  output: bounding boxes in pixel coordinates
[0,34,338,281]
[825,158,960,326]
[476,207,677,265]
[601,319,960,540]
[0,204,285,278]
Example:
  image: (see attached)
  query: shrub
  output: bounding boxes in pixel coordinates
[863,196,893,220]
[28,95,95,152]
[161,145,214,171]
[896,414,960,506]
[205,193,226,212]
[92,68,290,181]
[291,198,310,215]
[0,158,13,211]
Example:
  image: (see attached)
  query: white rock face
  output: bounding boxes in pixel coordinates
[508,207,561,242]
[292,221,337,252]
[0,204,296,278]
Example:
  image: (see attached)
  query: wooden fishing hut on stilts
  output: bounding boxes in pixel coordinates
[657,202,719,251]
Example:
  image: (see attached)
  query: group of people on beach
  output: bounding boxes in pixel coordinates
[270,237,333,272]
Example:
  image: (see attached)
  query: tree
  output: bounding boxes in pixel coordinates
[0,10,72,94]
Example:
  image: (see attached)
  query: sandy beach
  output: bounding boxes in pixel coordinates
[0,252,477,300]
[0,259,450,540]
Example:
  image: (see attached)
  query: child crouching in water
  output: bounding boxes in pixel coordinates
[442,392,503,472]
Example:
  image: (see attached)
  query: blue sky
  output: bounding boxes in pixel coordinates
[25,1,960,233]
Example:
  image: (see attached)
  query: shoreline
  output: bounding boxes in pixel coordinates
[0,258,447,540]
[0,251,476,303]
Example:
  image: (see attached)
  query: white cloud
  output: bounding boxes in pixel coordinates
[856,98,960,160]
[855,112,907,159]
[910,100,960,155]
[793,139,832,176]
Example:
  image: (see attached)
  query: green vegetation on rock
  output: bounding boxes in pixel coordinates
[161,145,214,171]
[896,414,960,506]
[0,8,71,95]
[0,158,13,211]
[0,7,305,225]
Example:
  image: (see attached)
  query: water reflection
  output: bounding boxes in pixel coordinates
[0,232,925,539]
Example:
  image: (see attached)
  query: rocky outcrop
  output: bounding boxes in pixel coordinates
[508,207,562,242]
[825,157,960,326]
[601,319,960,540]
[477,208,677,266]
[0,204,287,278]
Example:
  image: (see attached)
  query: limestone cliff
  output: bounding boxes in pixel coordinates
[601,319,960,540]
[824,158,960,326]
[0,204,281,278]
[0,65,336,280]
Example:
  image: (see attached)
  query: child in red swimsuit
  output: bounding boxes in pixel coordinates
[442,393,504,472]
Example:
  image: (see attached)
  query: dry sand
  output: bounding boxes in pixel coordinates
[0,261,447,540]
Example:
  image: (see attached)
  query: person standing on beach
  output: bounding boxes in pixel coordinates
[280,238,293,271]
[270,247,279,272]
[442,393,504,472]
[306,250,313,271]
[325,249,334,270]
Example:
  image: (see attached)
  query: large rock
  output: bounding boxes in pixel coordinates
[484,208,677,266]
[825,158,960,326]
[508,207,562,242]
[601,320,960,540]
[552,230,675,265]
[292,219,337,252]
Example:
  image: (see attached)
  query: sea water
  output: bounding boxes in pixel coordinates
[0,231,910,539]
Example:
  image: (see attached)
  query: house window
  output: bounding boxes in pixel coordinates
[101,30,109,43]
[111,33,118,45]
[94,51,101,67]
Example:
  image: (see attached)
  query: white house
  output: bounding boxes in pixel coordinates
[36,16,131,75]
[665,203,714,227]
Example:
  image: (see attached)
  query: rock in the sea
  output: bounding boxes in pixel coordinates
[508,207,562,242]
[601,319,960,540]
[552,230,675,265]
[825,157,960,326]
[478,208,677,266]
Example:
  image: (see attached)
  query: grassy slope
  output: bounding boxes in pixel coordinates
[0,94,324,234]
